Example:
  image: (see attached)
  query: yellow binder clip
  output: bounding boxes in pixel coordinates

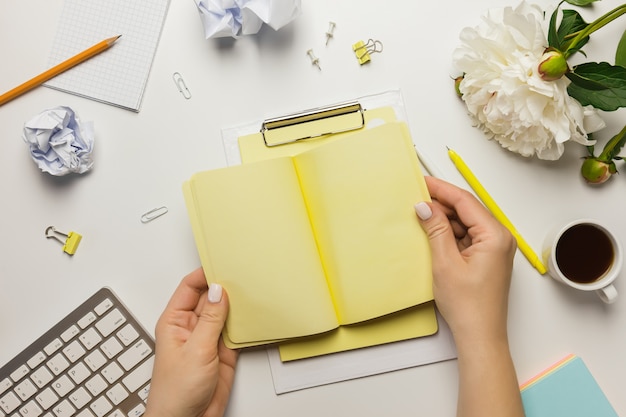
[352,39,383,65]
[46,226,82,255]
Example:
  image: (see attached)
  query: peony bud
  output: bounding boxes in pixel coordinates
[581,157,617,184]
[538,49,569,81]
[454,75,464,97]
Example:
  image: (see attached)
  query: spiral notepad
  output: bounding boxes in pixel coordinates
[44,0,170,112]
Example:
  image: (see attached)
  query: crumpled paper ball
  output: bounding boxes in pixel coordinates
[195,0,302,39]
[22,106,95,176]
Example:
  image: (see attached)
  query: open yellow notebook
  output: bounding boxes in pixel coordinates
[184,122,434,348]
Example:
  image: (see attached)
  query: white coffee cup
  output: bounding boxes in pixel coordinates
[542,219,621,304]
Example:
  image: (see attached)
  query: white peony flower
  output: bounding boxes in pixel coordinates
[453,1,605,160]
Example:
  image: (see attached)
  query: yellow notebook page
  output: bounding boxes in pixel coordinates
[183,158,338,344]
[294,122,433,324]
[279,301,438,361]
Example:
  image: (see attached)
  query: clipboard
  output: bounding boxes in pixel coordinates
[218,89,457,393]
[221,90,410,166]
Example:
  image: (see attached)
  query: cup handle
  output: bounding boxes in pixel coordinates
[596,284,618,304]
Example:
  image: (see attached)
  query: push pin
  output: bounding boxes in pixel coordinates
[307,49,321,70]
[46,226,82,255]
[325,21,336,45]
[352,39,383,65]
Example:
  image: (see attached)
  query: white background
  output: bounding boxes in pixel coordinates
[1,0,625,415]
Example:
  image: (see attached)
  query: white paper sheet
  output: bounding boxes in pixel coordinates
[267,312,457,394]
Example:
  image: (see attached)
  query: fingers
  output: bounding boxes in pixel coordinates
[165,268,208,313]
[188,283,231,349]
[414,201,462,267]
[424,176,497,230]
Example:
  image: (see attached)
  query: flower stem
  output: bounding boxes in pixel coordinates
[599,123,626,161]
[565,4,626,58]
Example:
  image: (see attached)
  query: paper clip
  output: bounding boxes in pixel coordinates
[173,72,191,99]
[306,49,321,71]
[141,206,168,223]
[325,21,336,45]
[46,226,82,255]
[352,39,383,65]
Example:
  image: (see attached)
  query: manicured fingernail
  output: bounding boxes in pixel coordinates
[208,283,223,303]
[414,202,432,220]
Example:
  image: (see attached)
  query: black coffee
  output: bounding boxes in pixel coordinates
[555,224,614,284]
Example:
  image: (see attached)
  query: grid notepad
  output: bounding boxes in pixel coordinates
[44,0,171,112]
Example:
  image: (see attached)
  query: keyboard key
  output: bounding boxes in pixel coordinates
[137,385,149,402]
[127,403,145,417]
[19,400,42,417]
[27,353,46,370]
[35,388,58,410]
[116,325,139,347]
[75,410,94,417]
[46,354,69,376]
[77,313,96,330]
[0,379,12,396]
[94,300,113,316]
[89,397,112,417]
[117,341,152,372]
[101,363,123,384]
[62,342,85,363]
[68,388,91,410]
[84,351,106,373]
[0,391,20,414]
[85,376,107,397]
[31,367,53,389]
[51,375,74,397]
[108,410,124,417]
[52,399,75,417]
[43,339,63,357]
[67,363,90,385]
[60,326,79,343]
[15,379,37,401]
[121,357,153,393]
[100,339,122,360]
[95,310,125,338]
[10,365,29,383]
[105,385,128,406]
[78,329,101,351]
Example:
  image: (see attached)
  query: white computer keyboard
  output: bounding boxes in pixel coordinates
[0,288,155,417]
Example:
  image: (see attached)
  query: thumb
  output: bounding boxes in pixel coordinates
[191,283,230,348]
[414,202,462,267]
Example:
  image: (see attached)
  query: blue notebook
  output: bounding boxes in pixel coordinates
[521,354,618,417]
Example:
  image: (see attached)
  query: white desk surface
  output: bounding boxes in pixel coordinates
[1,1,625,415]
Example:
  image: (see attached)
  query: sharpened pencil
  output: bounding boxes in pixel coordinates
[0,35,121,106]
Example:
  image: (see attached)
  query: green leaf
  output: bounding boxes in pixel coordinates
[566,71,610,90]
[548,5,562,49]
[617,29,626,67]
[564,0,600,5]
[567,62,626,111]
[558,10,590,53]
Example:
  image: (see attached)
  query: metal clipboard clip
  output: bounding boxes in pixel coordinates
[260,101,365,147]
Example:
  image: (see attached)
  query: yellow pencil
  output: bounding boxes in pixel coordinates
[0,35,121,106]
[447,147,547,275]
